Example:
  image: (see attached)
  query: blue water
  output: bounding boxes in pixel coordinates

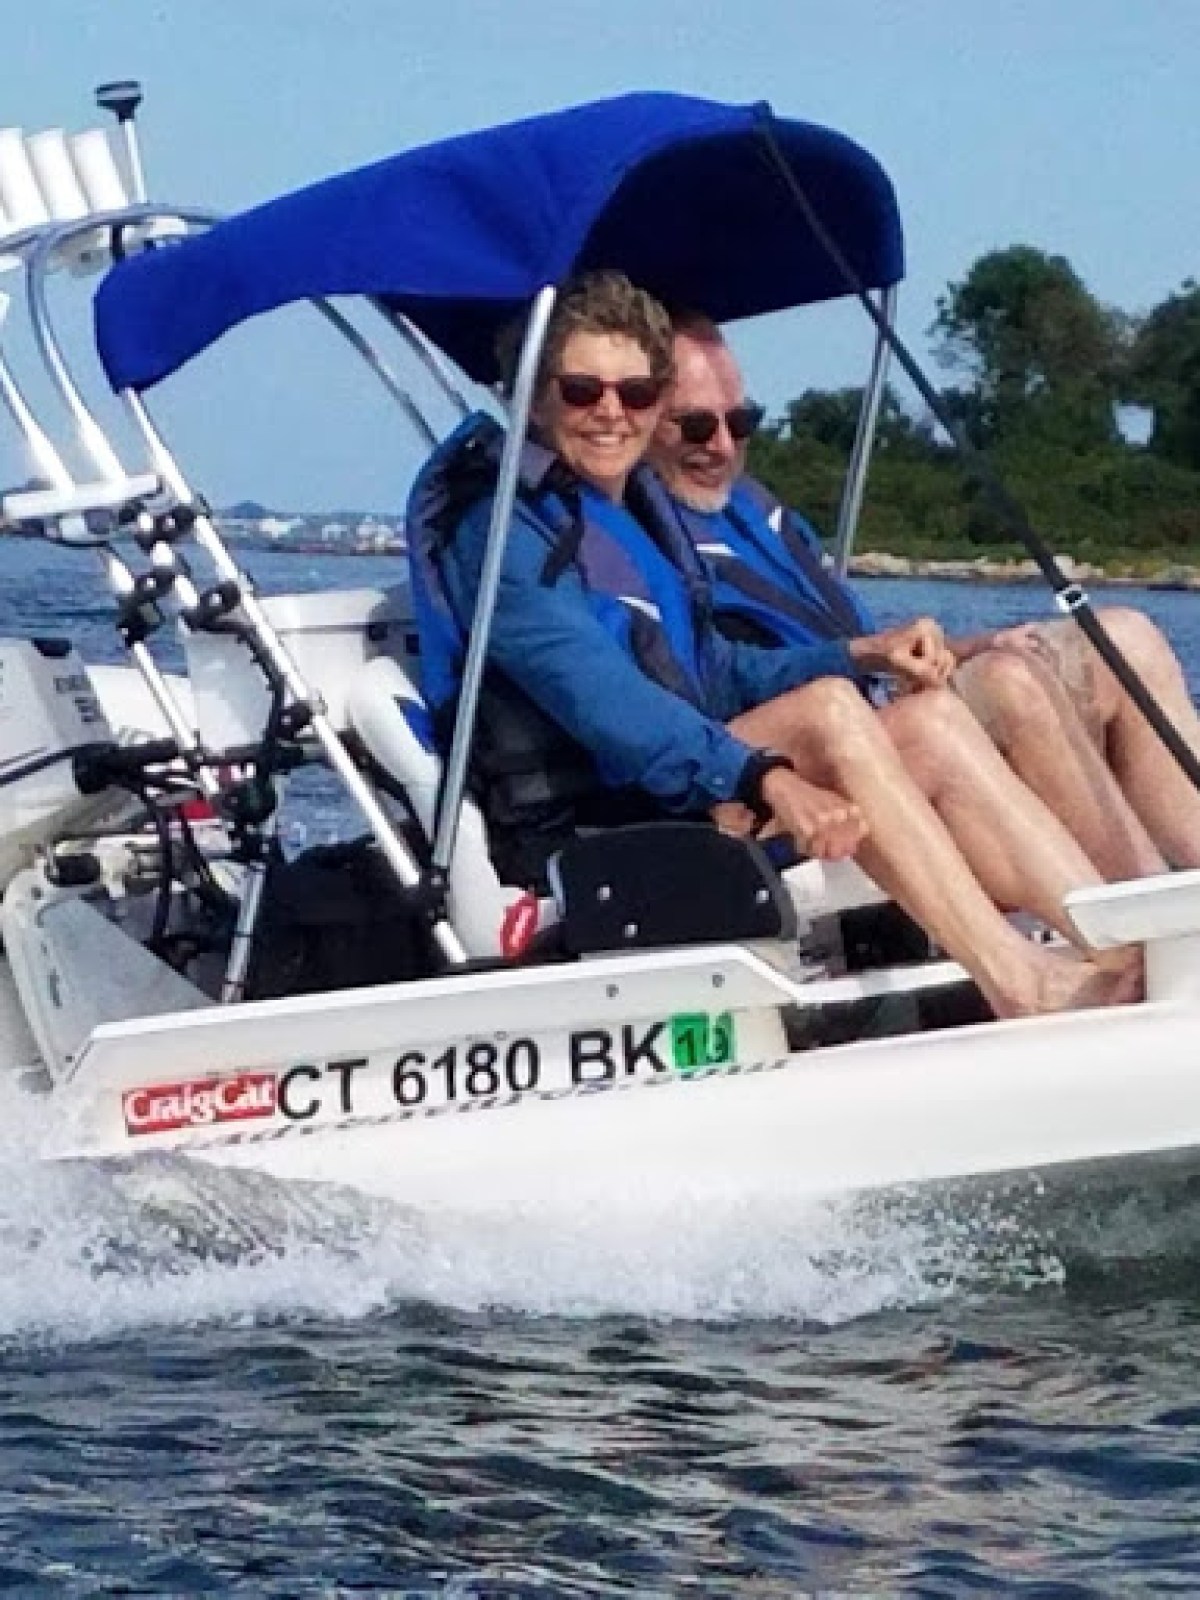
[1,537,1199,1597]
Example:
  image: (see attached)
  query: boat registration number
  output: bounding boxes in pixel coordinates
[275,1009,739,1123]
[386,1009,736,1106]
[121,1011,746,1137]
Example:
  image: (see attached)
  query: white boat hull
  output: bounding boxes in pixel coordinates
[43,936,1200,1211]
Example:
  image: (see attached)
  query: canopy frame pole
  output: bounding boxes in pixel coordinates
[21,207,452,779]
[4,234,219,778]
[19,207,237,779]
[431,284,557,879]
[312,298,440,449]
[373,302,474,418]
[21,207,468,966]
[24,204,218,468]
[27,209,470,963]
[0,292,80,497]
[831,284,896,577]
[26,210,444,465]
[755,109,1200,800]
[121,385,469,968]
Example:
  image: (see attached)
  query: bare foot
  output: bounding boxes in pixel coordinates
[1091,942,1145,983]
[992,947,1143,1019]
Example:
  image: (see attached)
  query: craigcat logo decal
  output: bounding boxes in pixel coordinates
[122,1072,278,1136]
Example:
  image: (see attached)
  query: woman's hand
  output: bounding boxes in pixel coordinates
[712,769,867,860]
[849,618,955,690]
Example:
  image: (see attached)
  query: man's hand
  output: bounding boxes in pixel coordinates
[712,768,867,860]
[948,623,1046,665]
[945,630,996,665]
[849,618,955,689]
[988,622,1044,654]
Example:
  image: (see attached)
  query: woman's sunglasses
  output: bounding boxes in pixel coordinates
[672,403,765,445]
[554,372,665,411]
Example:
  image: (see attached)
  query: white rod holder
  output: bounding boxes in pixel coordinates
[70,128,130,212]
[0,129,50,231]
[25,130,89,221]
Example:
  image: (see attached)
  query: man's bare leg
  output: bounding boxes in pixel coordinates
[728,679,1136,1019]
[872,687,1129,947]
[954,646,1165,881]
[1021,608,1200,868]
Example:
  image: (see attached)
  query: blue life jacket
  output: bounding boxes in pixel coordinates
[404,413,725,875]
[652,473,876,649]
[407,412,720,722]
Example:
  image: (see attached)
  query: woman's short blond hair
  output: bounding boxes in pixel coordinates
[496,270,674,394]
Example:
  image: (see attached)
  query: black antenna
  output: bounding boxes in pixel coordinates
[94,80,143,123]
[94,79,147,203]
[755,106,1200,799]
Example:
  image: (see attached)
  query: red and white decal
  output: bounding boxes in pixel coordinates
[122,1071,278,1137]
[500,891,540,960]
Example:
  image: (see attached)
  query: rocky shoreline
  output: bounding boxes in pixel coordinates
[848,551,1200,590]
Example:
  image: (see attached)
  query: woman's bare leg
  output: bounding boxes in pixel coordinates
[728,679,1136,1018]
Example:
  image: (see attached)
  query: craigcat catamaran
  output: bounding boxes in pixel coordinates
[0,84,1198,1211]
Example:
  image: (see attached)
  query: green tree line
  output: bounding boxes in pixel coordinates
[746,247,1200,571]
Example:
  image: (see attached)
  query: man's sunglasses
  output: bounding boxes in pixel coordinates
[554,373,665,411]
[672,403,765,445]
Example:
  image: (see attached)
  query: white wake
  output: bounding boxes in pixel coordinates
[0,1070,1090,1344]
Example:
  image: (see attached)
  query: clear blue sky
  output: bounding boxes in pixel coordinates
[4,0,1197,510]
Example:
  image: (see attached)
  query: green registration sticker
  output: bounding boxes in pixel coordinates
[669,1011,737,1073]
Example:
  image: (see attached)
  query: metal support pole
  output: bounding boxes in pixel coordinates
[18,212,221,780]
[831,285,896,578]
[755,108,1200,799]
[95,80,147,202]
[375,302,473,417]
[314,299,440,449]
[123,388,469,967]
[219,824,275,1003]
[430,284,557,876]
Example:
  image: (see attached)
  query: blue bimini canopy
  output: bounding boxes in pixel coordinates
[95,91,904,392]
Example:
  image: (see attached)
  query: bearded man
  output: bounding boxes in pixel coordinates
[648,313,1200,880]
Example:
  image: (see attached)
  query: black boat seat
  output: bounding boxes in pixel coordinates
[549,821,796,956]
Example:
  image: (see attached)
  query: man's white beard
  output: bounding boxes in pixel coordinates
[670,477,733,515]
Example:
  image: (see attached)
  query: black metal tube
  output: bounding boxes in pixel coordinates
[754,108,1200,798]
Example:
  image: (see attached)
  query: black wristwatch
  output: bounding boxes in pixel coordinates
[735,748,794,827]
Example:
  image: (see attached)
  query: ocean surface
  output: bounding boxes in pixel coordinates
[1,537,1199,1598]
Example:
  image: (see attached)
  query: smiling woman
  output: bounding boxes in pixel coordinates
[535,350,662,500]
[526,272,672,500]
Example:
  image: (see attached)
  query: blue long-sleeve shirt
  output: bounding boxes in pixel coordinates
[441,485,861,812]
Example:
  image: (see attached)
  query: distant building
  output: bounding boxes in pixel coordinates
[259,515,302,540]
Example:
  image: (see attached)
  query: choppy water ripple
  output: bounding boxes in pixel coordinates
[1,544,1200,1593]
[1,1289,1198,1596]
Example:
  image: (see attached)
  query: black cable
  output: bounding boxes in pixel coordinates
[174,804,236,914]
[755,108,1200,797]
[134,781,175,948]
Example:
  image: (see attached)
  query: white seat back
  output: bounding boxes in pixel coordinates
[346,655,544,958]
